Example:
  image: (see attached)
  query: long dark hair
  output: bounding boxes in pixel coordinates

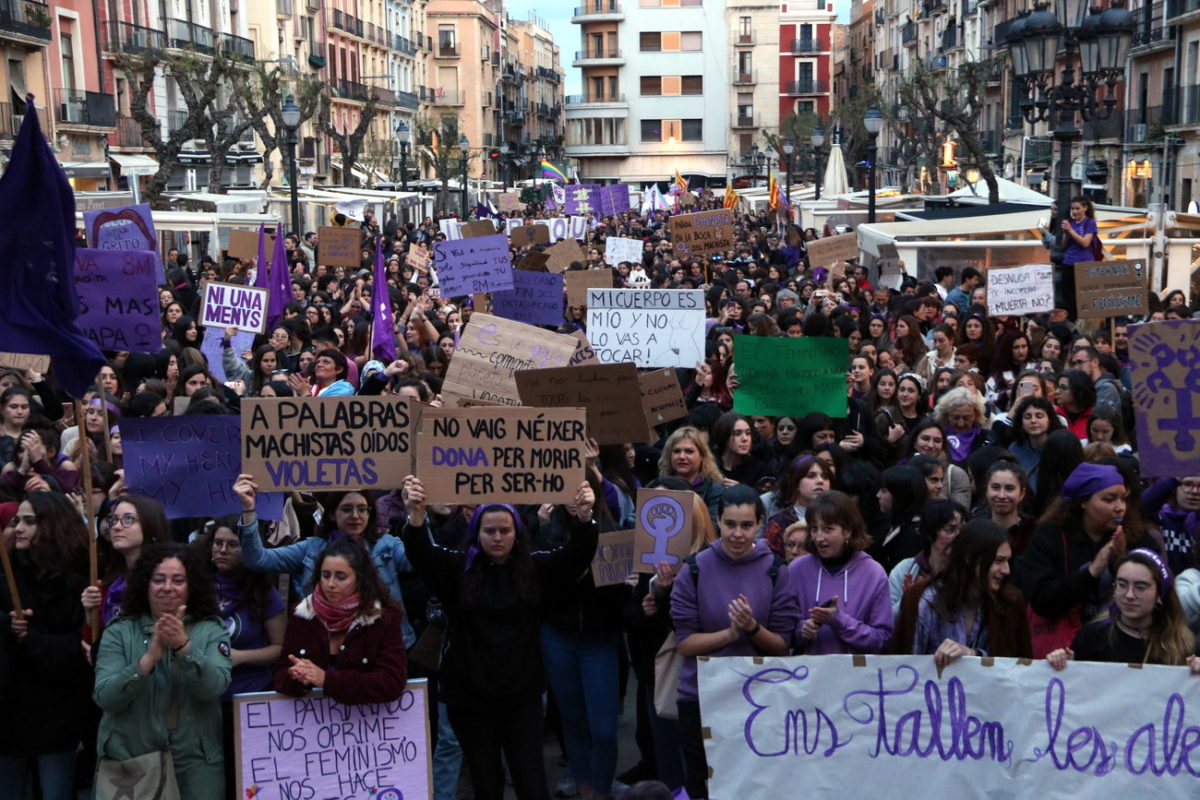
[102,494,171,581]
[23,492,89,576]
[123,543,220,619]
[880,465,928,526]
[307,538,397,616]
[316,490,380,544]
[930,519,1014,620]
[1032,429,1084,516]
[200,515,278,624]
[1040,468,1146,546]
[918,499,966,559]
[461,504,539,605]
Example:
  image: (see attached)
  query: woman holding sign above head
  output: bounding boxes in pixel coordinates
[273,537,408,702]
[233,475,418,650]
[670,485,799,799]
[399,475,598,800]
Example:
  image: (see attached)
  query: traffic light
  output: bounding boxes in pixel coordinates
[488,149,501,161]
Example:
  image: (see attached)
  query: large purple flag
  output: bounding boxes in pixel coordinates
[266,221,289,332]
[0,96,105,396]
[372,235,396,362]
[253,223,268,289]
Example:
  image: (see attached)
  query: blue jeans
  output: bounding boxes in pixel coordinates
[433,701,463,800]
[0,751,77,800]
[541,627,620,795]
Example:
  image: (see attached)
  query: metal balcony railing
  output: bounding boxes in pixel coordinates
[104,20,166,53]
[223,32,254,61]
[733,70,757,85]
[573,1,621,15]
[116,117,143,147]
[0,0,52,41]
[902,21,917,45]
[566,93,626,104]
[396,90,418,109]
[735,31,755,45]
[732,113,761,128]
[337,79,370,101]
[437,41,458,57]
[166,18,214,53]
[788,38,826,52]
[575,48,621,59]
[331,10,363,37]
[785,79,828,94]
[54,88,117,128]
[1167,0,1200,21]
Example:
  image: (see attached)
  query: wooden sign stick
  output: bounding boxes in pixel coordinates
[0,522,22,619]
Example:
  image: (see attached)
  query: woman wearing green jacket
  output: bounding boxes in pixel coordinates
[93,543,231,798]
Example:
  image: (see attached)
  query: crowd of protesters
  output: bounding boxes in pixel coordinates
[1,192,1199,800]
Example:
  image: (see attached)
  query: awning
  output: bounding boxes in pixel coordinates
[164,191,268,215]
[109,153,159,177]
[60,161,112,179]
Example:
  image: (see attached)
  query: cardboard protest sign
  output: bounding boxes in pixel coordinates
[228,229,272,261]
[668,209,734,258]
[987,263,1054,316]
[441,314,577,406]
[1074,259,1150,319]
[405,246,431,273]
[569,329,598,366]
[236,682,430,800]
[586,289,706,369]
[491,270,564,327]
[416,407,586,504]
[461,220,497,238]
[545,239,587,273]
[591,529,635,587]
[732,336,848,418]
[508,223,551,248]
[438,218,463,240]
[0,352,49,372]
[604,236,643,266]
[497,192,525,212]
[699,654,1200,797]
[74,248,160,352]
[805,231,860,266]
[565,269,614,307]
[639,368,688,425]
[434,234,514,296]
[516,251,551,272]
[120,416,284,520]
[633,488,695,573]
[241,396,416,491]
[199,282,269,334]
[83,203,155,252]
[317,226,362,268]
[515,362,652,445]
[1128,319,1200,478]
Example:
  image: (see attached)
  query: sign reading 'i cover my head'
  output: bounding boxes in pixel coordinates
[586,289,705,368]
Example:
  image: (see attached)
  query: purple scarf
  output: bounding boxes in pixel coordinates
[944,425,982,463]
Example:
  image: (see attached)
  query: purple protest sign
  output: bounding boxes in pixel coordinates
[120,416,284,520]
[605,184,631,214]
[83,203,156,252]
[201,325,255,384]
[434,233,514,296]
[564,184,602,215]
[74,248,161,352]
[1129,319,1200,478]
[492,270,564,327]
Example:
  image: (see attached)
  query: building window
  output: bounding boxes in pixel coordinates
[438,25,456,56]
[681,75,703,95]
[662,76,681,94]
[739,16,751,37]
[639,32,661,52]
[641,119,661,141]
[737,52,752,74]
[639,0,661,5]
[60,31,76,92]
[681,119,702,141]
[640,76,662,95]
[794,100,815,115]
[680,32,702,51]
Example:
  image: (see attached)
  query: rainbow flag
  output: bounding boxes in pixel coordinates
[723,186,739,210]
[674,169,689,193]
[768,171,779,211]
[540,159,567,183]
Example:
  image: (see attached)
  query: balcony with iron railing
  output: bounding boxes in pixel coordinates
[1166,0,1200,23]
[940,26,958,51]
[735,31,755,45]
[396,90,418,109]
[784,79,828,94]
[103,20,166,53]
[1082,107,1124,140]
[732,113,761,129]
[993,18,1015,45]
[166,18,213,53]
[1126,102,1178,140]
[223,32,254,61]
[331,9,363,38]
[787,37,826,53]
[54,88,117,128]
[433,89,464,105]
[336,79,370,101]
[566,92,627,105]
[1131,1,1171,50]
[1174,84,1200,125]
[115,117,143,148]
[902,21,917,45]
[572,1,623,21]
[436,40,458,57]
[393,34,416,55]
[733,70,757,85]
[0,0,52,43]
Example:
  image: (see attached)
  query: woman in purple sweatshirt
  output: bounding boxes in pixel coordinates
[790,490,894,655]
[670,485,799,799]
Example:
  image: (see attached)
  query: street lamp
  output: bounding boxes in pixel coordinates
[811,127,825,201]
[396,119,411,192]
[458,134,470,219]
[500,140,510,190]
[863,103,884,223]
[281,95,302,238]
[782,139,794,216]
[1003,0,1133,222]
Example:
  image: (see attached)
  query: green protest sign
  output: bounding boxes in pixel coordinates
[732,337,848,418]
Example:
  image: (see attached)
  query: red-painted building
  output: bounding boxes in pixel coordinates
[779,0,836,121]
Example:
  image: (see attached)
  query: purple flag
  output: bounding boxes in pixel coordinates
[266,222,289,332]
[371,235,396,362]
[254,223,269,289]
[0,96,105,396]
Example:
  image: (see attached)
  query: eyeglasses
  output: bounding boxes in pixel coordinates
[784,540,807,551]
[212,539,241,551]
[1070,358,1090,367]
[337,505,370,516]
[107,513,139,529]
[1114,579,1153,596]
[1180,481,1200,493]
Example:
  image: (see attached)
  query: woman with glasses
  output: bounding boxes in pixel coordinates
[81,495,172,635]
[233,476,417,649]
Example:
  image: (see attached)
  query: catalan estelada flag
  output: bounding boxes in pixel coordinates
[768,171,779,211]
[540,159,567,183]
[674,169,689,193]
[723,186,739,210]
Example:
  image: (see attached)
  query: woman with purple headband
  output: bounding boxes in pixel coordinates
[1046,549,1200,671]
[399,474,598,800]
